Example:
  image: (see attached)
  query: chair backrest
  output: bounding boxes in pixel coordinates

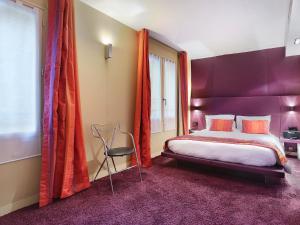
[91,123,120,149]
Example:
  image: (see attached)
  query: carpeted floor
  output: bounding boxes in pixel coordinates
[1,156,300,225]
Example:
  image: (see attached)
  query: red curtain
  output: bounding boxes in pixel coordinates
[132,29,152,168]
[179,51,189,135]
[39,0,90,207]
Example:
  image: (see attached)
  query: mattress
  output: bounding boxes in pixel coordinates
[167,129,285,167]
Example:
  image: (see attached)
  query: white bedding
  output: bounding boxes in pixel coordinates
[167,129,285,167]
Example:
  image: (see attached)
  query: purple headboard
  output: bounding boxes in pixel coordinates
[191,96,300,137]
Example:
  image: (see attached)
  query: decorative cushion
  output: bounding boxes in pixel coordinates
[242,120,270,134]
[236,115,271,130]
[205,114,235,129]
[210,119,234,132]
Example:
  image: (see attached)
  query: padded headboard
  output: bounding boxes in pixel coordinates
[190,96,300,137]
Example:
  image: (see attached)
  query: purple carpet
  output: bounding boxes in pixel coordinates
[1,156,300,225]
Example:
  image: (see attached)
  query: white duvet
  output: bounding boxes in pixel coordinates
[167,129,285,167]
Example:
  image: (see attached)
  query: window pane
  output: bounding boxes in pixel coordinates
[0,0,39,134]
[163,59,176,131]
[149,54,162,133]
[0,0,41,164]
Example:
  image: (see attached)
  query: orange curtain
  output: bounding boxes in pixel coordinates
[39,0,90,207]
[132,29,152,168]
[179,51,189,135]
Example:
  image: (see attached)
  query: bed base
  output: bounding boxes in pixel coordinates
[161,150,285,179]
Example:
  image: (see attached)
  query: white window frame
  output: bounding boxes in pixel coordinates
[162,58,177,131]
[149,53,163,133]
[149,54,177,134]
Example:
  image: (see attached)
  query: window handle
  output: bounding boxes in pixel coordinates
[162,98,167,106]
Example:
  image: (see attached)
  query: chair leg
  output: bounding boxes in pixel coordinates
[133,150,142,182]
[94,158,106,182]
[111,157,117,172]
[105,154,114,194]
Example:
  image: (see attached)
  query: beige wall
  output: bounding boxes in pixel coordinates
[149,38,179,157]
[74,0,138,180]
[0,0,138,216]
[0,0,189,216]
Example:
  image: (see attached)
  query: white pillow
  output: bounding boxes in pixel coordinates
[205,114,235,130]
[236,115,271,130]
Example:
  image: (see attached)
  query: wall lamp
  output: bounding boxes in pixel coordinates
[190,106,201,111]
[105,43,112,60]
[288,106,295,111]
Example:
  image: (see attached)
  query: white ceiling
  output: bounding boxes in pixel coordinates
[81,0,300,59]
[286,0,300,56]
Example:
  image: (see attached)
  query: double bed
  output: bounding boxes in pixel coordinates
[162,111,290,179]
[166,129,284,167]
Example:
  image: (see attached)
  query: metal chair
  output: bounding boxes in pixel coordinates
[91,123,142,193]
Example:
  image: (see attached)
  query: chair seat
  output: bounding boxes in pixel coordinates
[107,147,134,157]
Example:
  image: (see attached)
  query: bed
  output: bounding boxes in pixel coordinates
[161,96,298,179]
[162,99,292,179]
[161,150,285,179]
[162,131,287,179]
[166,129,284,167]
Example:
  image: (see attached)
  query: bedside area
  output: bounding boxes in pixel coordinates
[280,138,300,159]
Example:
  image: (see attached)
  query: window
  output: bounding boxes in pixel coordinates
[149,54,177,133]
[0,0,42,164]
[149,54,162,133]
[163,59,176,131]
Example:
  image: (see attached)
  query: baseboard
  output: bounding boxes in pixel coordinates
[0,194,39,217]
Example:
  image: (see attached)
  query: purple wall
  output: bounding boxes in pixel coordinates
[191,47,300,135]
[191,47,300,98]
[190,96,300,137]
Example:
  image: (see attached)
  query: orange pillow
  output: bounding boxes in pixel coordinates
[242,120,269,134]
[210,119,234,132]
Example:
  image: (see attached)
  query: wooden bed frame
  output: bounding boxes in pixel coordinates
[161,150,285,178]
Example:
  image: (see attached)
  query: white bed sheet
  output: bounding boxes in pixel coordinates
[168,129,285,167]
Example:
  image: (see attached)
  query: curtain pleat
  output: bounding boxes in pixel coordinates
[132,29,152,168]
[179,52,189,135]
[39,0,90,207]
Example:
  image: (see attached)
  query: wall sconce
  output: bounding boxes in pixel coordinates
[105,43,112,60]
[192,121,199,127]
[288,106,295,111]
[190,106,201,111]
